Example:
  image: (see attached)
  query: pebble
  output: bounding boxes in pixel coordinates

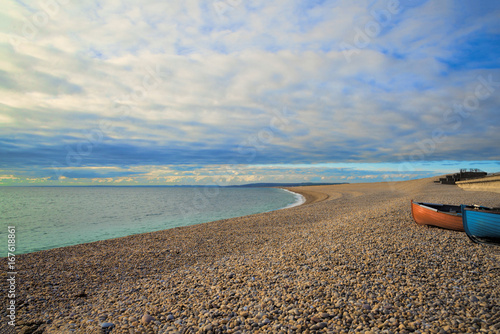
[100,322,115,332]
[141,313,155,325]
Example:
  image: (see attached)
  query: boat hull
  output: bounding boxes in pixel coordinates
[411,200,464,231]
[462,206,500,245]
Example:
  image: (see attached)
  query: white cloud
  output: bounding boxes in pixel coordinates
[0,113,14,124]
[0,175,19,180]
[0,0,498,180]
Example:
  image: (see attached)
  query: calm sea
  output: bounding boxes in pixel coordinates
[0,186,303,255]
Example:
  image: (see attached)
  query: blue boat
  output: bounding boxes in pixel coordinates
[462,205,500,245]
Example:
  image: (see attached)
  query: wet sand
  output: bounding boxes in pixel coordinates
[8,177,500,333]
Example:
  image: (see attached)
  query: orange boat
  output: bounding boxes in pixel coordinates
[411,200,464,231]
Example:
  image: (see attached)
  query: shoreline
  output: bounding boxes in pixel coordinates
[10,177,500,333]
[278,189,306,209]
[2,187,301,256]
[283,186,331,205]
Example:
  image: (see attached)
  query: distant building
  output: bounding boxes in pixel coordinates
[435,169,487,185]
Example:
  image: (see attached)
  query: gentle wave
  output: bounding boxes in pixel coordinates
[279,189,306,209]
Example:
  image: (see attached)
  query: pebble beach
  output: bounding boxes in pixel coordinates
[7,177,500,334]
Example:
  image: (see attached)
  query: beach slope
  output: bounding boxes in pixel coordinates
[9,178,500,333]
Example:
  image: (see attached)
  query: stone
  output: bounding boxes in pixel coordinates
[101,322,115,333]
[311,316,322,323]
[362,304,372,311]
[141,313,155,325]
[310,322,327,330]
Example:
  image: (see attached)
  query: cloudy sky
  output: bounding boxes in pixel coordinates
[1,0,499,185]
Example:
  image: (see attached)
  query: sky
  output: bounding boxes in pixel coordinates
[1,0,499,185]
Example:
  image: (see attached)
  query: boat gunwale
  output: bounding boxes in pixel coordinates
[410,200,464,231]
[412,201,462,217]
[462,204,500,246]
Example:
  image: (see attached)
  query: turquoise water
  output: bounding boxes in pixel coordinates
[0,186,302,255]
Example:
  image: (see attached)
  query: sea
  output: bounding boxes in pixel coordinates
[0,186,304,255]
